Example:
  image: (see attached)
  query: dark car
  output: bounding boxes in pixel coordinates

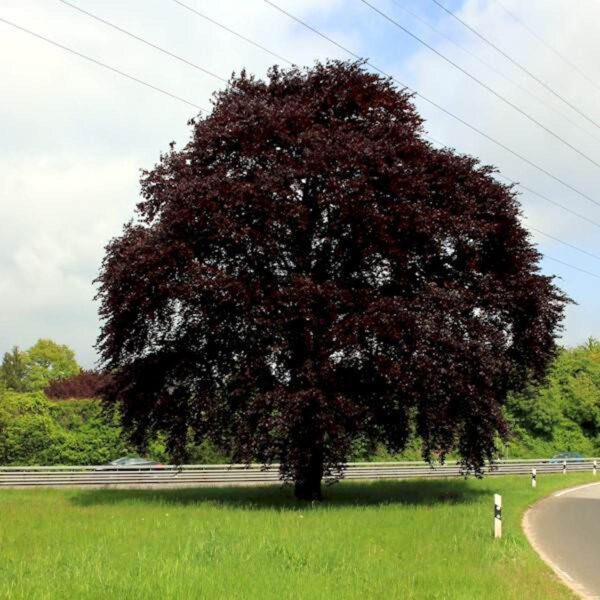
[548,452,584,463]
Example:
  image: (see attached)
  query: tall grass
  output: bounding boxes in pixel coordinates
[0,474,591,599]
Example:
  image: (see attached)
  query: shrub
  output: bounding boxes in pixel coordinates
[0,391,129,465]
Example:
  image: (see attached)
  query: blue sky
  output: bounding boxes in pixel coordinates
[1,0,599,366]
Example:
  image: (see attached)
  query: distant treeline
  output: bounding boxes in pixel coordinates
[1,338,600,465]
[504,338,600,458]
[0,340,226,465]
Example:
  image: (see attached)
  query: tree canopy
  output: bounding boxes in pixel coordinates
[0,347,28,392]
[24,339,80,391]
[506,338,600,456]
[97,60,567,499]
[0,340,80,393]
[44,370,110,401]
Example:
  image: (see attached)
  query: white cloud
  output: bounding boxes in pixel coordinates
[0,156,138,364]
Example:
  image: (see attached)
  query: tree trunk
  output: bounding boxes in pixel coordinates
[293,447,324,501]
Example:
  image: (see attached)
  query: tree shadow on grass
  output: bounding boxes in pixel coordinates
[70,478,487,511]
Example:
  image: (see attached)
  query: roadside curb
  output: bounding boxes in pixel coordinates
[522,482,600,600]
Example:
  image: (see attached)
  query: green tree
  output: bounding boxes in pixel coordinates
[506,339,600,457]
[0,347,28,392]
[23,339,80,391]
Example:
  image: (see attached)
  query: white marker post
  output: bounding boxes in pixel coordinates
[594,460,597,476]
[494,494,502,539]
[563,460,567,475]
[531,467,537,488]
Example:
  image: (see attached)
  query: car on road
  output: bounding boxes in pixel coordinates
[548,452,584,463]
[108,457,163,467]
[94,457,164,470]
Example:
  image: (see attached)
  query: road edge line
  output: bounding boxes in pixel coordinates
[522,486,600,600]
[553,481,600,498]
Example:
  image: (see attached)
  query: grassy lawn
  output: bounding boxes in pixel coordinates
[0,473,594,599]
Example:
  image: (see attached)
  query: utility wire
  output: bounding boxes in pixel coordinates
[0,16,206,112]
[544,256,600,280]
[499,178,600,232]
[169,1,600,230]
[422,134,600,231]
[430,0,600,131]
[528,227,600,263]
[58,0,228,83]
[172,0,293,66]
[263,0,600,209]
[4,6,597,280]
[492,0,600,96]
[359,0,600,171]
[49,0,600,241]
[423,134,600,269]
[389,0,600,146]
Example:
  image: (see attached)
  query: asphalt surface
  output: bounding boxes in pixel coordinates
[526,482,600,599]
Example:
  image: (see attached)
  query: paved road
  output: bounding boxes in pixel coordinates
[526,482,600,599]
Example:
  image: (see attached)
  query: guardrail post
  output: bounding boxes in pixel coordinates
[531,468,536,488]
[494,494,502,539]
[562,460,567,475]
[594,460,597,476]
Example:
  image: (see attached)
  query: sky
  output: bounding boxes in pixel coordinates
[1,0,599,368]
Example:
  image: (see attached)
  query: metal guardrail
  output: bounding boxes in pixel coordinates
[0,458,597,488]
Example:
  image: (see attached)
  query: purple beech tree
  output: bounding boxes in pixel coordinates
[96,61,567,500]
[44,370,112,400]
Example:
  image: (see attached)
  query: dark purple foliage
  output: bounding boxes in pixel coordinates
[96,61,567,499]
[44,370,112,400]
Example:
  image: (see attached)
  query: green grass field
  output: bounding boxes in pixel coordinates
[0,473,593,599]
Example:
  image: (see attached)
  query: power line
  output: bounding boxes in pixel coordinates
[58,0,228,83]
[430,0,600,131]
[544,255,600,280]
[0,16,206,112]
[45,1,600,241]
[165,0,600,233]
[421,138,600,265]
[499,178,600,232]
[527,226,600,263]
[492,0,600,96]
[172,0,294,66]
[389,0,600,146]
[359,0,600,172]
[423,133,600,275]
[166,1,600,228]
[423,138,600,262]
[4,5,598,281]
[422,134,600,231]
[263,0,600,210]
[263,1,374,67]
